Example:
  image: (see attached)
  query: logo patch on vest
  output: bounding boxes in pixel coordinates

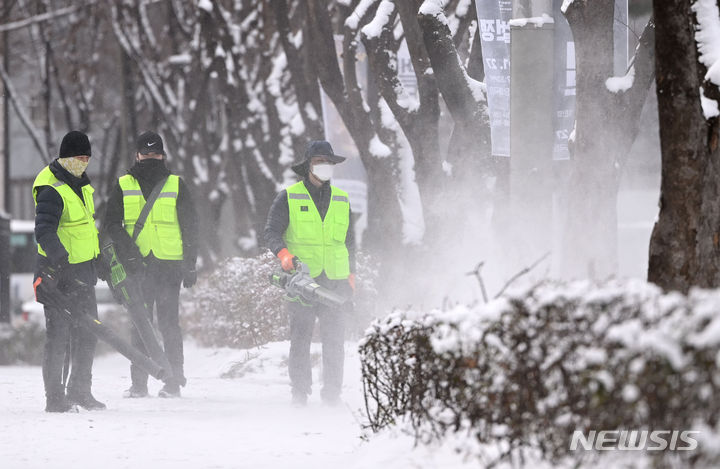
[301,206,309,212]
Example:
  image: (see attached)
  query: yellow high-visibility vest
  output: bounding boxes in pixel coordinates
[119,174,184,260]
[32,166,99,264]
[283,181,350,279]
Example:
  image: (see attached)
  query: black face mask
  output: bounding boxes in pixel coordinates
[135,158,165,167]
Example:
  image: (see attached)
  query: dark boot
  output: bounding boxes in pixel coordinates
[123,385,149,398]
[67,389,106,410]
[291,391,308,407]
[320,389,341,406]
[45,394,77,413]
[158,383,181,398]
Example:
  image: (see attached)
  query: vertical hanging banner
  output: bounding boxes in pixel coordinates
[475,0,512,158]
[614,0,628,76]
[552,0,576,161]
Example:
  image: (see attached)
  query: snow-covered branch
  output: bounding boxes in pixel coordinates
[417,2,487,126]
[0,60,51,163]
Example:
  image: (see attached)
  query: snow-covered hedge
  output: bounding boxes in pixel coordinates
[360,280,720,466]
[0,323,45,365]
[348,251,380,338]
[184,252,380,348]
[183,253,288,348]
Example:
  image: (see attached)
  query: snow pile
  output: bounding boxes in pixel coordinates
[508,14,554,28]
[369,135,392,158]
[183,253,288,348]
[346,0,381,30]
[560,0,575,14]
[360,0,394,39]
[418,0,448,19]
[693,0,720,87]
[359,280,720,466]
[606,65,635,93]
[701,86,720,118]
[198,0,213,13]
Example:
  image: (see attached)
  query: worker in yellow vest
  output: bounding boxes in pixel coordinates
[264,140,356,406]
[32,130,105,412]
[102,131,198,398]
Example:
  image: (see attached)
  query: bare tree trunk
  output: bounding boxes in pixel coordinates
[648,0,720,292]
[562,1,655,278]
[271,0,324,140]
[416,4,493,251]
[305,0,405,255]
[417,8,490,162]
[360,0,445,244]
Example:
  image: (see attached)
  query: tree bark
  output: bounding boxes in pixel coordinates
[417,6,491,179]
[271,0,324,139]
[648,0,720,292]
[305,0,405,255]
[361,0,443,242]
[561,1,655,278]
[416,3,493,253]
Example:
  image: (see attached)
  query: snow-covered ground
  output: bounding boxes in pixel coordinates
[0,341,474,469]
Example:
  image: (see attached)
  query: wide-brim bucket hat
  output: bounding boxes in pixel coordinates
[291,140,346,176]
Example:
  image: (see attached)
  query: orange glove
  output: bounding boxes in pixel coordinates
[277,248,296,272]
[348,273,356,294]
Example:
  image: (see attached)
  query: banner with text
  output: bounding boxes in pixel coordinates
[475,0,513,157]
[552,0,576,161]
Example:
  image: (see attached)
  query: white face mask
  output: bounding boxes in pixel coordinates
[311,163,334,182]
[58,157,89,178]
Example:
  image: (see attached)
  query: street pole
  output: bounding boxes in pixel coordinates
[508,16,555,272]
[0,27,10,323]
[2,28,8,210]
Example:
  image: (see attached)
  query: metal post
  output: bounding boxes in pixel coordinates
[0,215,9,323]
[513,0,552,17]
[1,28,7,212]
[508,21,555,263]
[0,26,9,323]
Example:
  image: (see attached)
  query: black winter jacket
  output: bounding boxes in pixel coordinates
[34,159,97,286]
[263,178,356,273]
[101,159,198,274]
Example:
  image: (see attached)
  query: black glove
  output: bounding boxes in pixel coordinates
[183,269,197,289]
[124,254,146,276]
[47,260,71,292]
[37,263,62,293]
[46,260,87,294]
[95,253,110,282]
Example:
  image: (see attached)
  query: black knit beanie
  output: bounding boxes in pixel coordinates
[59,131,91,158]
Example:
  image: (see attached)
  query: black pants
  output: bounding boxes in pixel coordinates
[130,259,185,389]
[287,275,350,399]
[42,285,98,400]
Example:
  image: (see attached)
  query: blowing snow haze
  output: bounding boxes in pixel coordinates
[1,1,713,468]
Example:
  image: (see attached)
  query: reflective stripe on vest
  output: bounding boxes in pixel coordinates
[119,174,184,260]
[283,181,350,279]
[32,166,99,264]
